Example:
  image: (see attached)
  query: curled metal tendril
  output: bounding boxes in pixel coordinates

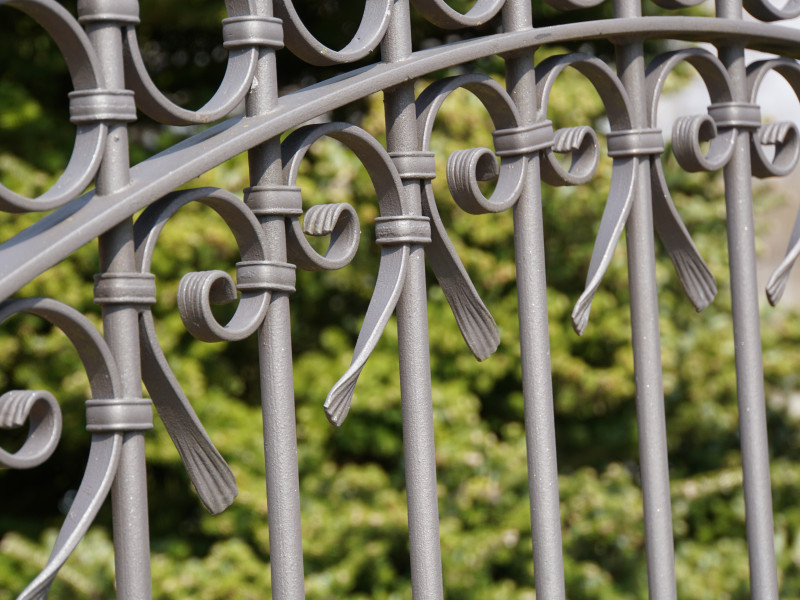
[0,298,126,600]
[275,0,392,66]
[0,390,62,470]
[751,121,800,179]
[644,48,740,313]
[417,75,527,214]
[744,0,800,22]
[123,0,280,125]
[416,74,536,359]
[281,123,411,426]
[671,114,733,173]
[0,0,111,213]
[410,0,505,30]
[541,126,600,186]
[746,59,800,305]
[542,0,605,12]
[648,0,706,11]
[136,188,272,344]
[535,54,638,335]
[286,201,362,272]
[133,187,278,513]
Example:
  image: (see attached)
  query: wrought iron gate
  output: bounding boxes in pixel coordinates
[2,0,800,597]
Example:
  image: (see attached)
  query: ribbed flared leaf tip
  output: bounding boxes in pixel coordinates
[571,298,591,336]
[180,442,238,515]
[324,377,358,427]
[766,272,788,307]
[669,248,717,312]
[450,293,500,361]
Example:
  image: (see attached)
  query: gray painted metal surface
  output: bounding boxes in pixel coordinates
[0,0,797,597]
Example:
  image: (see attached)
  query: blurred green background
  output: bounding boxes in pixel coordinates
[2,1,800,598]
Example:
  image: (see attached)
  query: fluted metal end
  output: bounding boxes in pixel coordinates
[670,248,717,312]
[766,270,790,307]
[571,292,593,336]
[448,288,500,361]
[173,433,238,515]
[323,376,359,427]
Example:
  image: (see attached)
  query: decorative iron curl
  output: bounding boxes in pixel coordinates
[747,59,800,305]
[120,0,282,125]
[0,298,132,600]
[131,186,282,514]
[744,0,800,23]
[280,123,419,427]
[540,126,600,186]
[410,0,505,30]
[249,181,362,272]
[0,0,128,213]
[413,73,531,361]
[274,0,392,66]
[534,53,638,335]
[0,390,61,470]
[644,48,738,313]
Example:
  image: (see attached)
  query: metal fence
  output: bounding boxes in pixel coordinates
[2,0,800,597]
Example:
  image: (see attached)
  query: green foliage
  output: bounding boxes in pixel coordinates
[2,5,800,599]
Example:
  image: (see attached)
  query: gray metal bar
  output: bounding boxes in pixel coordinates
[245,2,307,597]
[501,2,566,598]
[382,2,445,597]
[85,15,153,600]
[612,0,677,598]
[716,0,779,595]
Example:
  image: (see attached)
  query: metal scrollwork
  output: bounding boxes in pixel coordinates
[744,0,800,23]
[0,390,61,470]
[0,298,135,600]
[0,0,123,213]
[413,73,529,359]
[274,0,393,66]
[534,53,638,334]
[279,122,419,426]
[644,48,738,312]
[120,0,281,125]
[410,0,505,30]
[746,59,800,305]
[540,126,600,186]
[131,186,281,514]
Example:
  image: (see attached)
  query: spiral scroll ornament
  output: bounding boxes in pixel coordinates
[131,186,290,514]
[643,48,740,313]
[0,0,130,213]
[120,0,281,125]
[0,390,62,470]
[744,59,800,305]
[533,54,640,334]
[280,123,414,426]
[0,298,139,600]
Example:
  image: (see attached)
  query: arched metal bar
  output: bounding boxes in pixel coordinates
[3,17,800,301]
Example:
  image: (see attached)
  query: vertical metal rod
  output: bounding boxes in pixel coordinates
[382,1,444,597]
[502,3,566,598]
[716,1,779,595]
[86,20,152,600]
[245,3,306,598]
[612,1,677,598]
